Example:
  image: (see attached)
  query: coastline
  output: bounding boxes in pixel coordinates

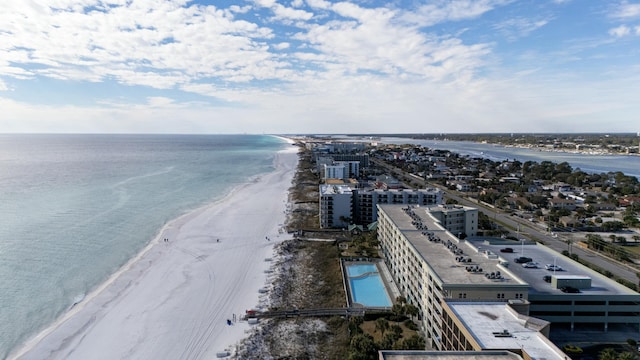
[9,142,299,360]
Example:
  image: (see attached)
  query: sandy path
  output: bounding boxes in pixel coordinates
[10,146,298,360]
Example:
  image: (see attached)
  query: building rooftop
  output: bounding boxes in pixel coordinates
[319,184,353,195]
[379,205,527,287]
[446,302,566,360]
[466,237,639,297]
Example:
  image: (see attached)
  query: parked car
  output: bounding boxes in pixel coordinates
[543,275,552,283]
[514,257,533,263]
[560,286,580,293]
[545,264,563,271]
[500,247,514,253]
[522,262,539,269]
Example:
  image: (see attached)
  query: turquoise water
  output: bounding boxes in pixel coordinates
[0,134,288,358]
[347,264,392,307]
[346,263,377,277]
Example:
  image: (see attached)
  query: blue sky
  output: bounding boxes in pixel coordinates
[1,0,639,134]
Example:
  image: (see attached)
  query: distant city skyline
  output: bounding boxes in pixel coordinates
[1,1,639,134]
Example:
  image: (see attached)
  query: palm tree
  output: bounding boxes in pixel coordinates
[598,347,617,360]
[375,318,389,338]
[617,352,636,360]
[404,303,419,318]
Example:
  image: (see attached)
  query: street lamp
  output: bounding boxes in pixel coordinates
[520,238,526,256]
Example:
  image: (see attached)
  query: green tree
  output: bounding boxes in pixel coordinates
[598,347,617,360]
[586,234,606,251]
[390,324,403,338]
[617,351,637,360]
[400,334,426,350]
[375,318,389,338]
[378,333,397,350]
[404,303,419,318]
[349,333,378,360]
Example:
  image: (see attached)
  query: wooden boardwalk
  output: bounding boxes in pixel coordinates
[245,307,390,320]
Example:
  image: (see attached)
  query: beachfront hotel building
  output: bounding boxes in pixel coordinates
[377,204,529,349]
[319,187,443,228]
[354,188,443,225]
[319,184,353,228]
[376,203,640,350]
[322,161,360,180]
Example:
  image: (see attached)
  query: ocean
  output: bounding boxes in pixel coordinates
[0,134,288,359]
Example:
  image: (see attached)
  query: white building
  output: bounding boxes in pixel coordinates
[377,204,640,350]
[319,187,444,228]
[355,188,444,225]
[323,164,347,180]
[377,204,528,349]
[319,184,353,228]
[322,161,360,180]
[426,204,479,238]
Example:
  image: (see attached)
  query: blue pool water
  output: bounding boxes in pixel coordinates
[346,264,377,277]
[346,264,392,307]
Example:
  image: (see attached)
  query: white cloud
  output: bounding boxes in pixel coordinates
[272,42,291,50]
[271,3,313,20]
[146,96,177,107]
[402,0,509,27]
[494,17,550,41]
[611,2,640,19]
[0,1,279,90]
[1,0,638,134]
[609,24,631,37]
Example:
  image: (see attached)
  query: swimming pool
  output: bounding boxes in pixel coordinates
[346,263,392,308]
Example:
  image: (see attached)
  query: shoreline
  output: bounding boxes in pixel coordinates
[9,142,299,360]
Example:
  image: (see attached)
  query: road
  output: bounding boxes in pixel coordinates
[370,158,640,285]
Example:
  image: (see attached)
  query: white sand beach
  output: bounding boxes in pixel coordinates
[10,145,299,360]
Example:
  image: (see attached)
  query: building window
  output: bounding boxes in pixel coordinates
[458,293,466,299]
[497,293,505,299]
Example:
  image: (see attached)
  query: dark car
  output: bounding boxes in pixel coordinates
[514,256,533,263]
[543,275,552,283]
[500,248,514,253]
[560,286,580,293]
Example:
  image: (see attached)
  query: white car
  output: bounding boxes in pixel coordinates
[522,262,539,269]
[545,264,563,271]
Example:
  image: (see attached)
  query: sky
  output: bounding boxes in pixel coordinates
[1,0,639,134]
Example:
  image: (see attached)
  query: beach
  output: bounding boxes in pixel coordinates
[9,144,299,360]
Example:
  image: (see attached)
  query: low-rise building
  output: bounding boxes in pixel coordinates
[441,301,567,359]
[466,238,640,334]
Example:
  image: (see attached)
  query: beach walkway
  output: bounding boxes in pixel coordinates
[246,307,370,320]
